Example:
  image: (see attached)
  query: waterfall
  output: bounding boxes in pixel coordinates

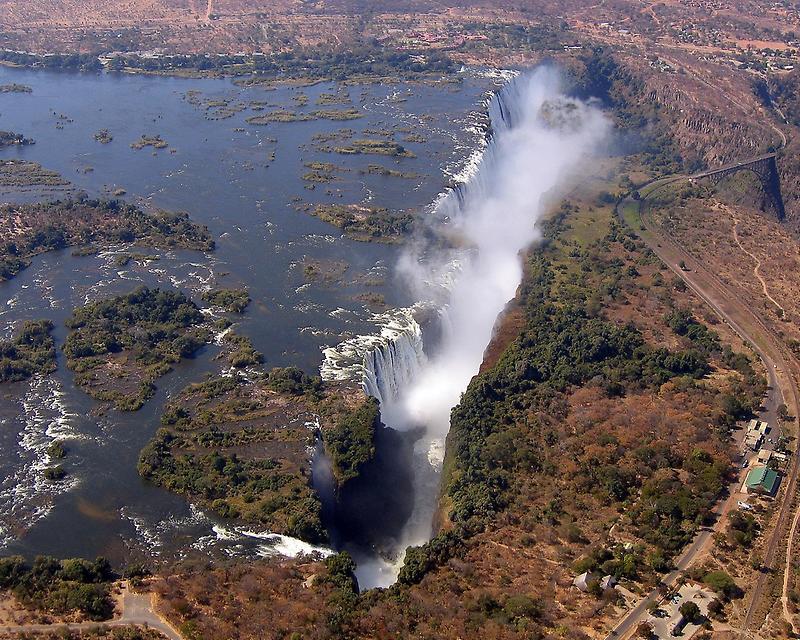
[321,306,429,408]
[320,66,610,589]
[362,313,426,407]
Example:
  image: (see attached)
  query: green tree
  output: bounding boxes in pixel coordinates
[679,600,701,623]
[704,571,742,600]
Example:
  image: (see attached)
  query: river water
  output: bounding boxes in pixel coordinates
[0,66,495,564]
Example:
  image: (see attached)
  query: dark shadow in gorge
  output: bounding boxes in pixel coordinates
[314,422,418,557]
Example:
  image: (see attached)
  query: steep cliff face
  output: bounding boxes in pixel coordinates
[777,141,800,228]
[764,68,800,229]
[611,52,798,228]
[641,74,774,166]
[319,394,417,557]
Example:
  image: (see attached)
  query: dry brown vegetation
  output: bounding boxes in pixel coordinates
[153,188,765,640]
[648,179,800,350]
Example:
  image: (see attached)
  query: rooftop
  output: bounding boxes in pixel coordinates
[746,466,779,494]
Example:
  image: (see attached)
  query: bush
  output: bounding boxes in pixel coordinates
[397,530,464,585]
[47,441,67,459]
[223,332,263,368]
[0,319,57,382]
[325,552,358,591]
[503,594,542,621]
[63,286,209,409]
[201,288,251,313]
[0,198,213,284]
[0,555,116,620]
[728,510,759,547]
[679,601,701,623]
[266,367,323,396]
[44,465,67,481]
[704,571,743,600]
[707,598,724,619]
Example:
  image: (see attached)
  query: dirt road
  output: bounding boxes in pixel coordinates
[0,582,182,639]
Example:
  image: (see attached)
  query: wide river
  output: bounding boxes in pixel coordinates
[0,66,495,564]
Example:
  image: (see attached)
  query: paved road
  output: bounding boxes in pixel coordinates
[633,184,800,635]
[0,583,182,640]
[606,526,716,639]
[117,588,182,640]
[606,186,800,639]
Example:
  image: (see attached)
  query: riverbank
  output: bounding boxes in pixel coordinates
[148,162,766,638]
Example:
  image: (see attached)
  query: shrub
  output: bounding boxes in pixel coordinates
[201,288,250,313]
[0,319,56,382]
[397,530,464,585]
[704,571,742,600]
[679,601,701,623]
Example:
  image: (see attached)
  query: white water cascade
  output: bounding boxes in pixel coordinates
[361,313,426,408]
[322,66,610,589]
[321,306,428,403]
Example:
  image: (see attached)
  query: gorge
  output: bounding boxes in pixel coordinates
[321,66,611,588]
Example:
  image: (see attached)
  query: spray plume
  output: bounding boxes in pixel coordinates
[353,66,610,587]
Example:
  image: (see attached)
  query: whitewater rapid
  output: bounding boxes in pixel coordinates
[322,66,609,588]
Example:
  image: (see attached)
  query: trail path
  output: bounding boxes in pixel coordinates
[782,498,800,635]
[725,206,785,315]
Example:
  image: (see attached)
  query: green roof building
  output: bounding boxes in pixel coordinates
[745,466,780,495]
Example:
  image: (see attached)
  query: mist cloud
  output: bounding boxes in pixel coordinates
[356,66,610,588]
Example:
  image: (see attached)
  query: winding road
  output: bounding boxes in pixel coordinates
[607,177,800,639]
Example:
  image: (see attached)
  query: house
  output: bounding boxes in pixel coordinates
[744,432,763,451]
[573,571,596,592]
[757,449,772,465]
[745,466,780,495]
[748,420,770,435]
[743,420,771,452]
[573,572,616,592]
[600,575,617,590]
